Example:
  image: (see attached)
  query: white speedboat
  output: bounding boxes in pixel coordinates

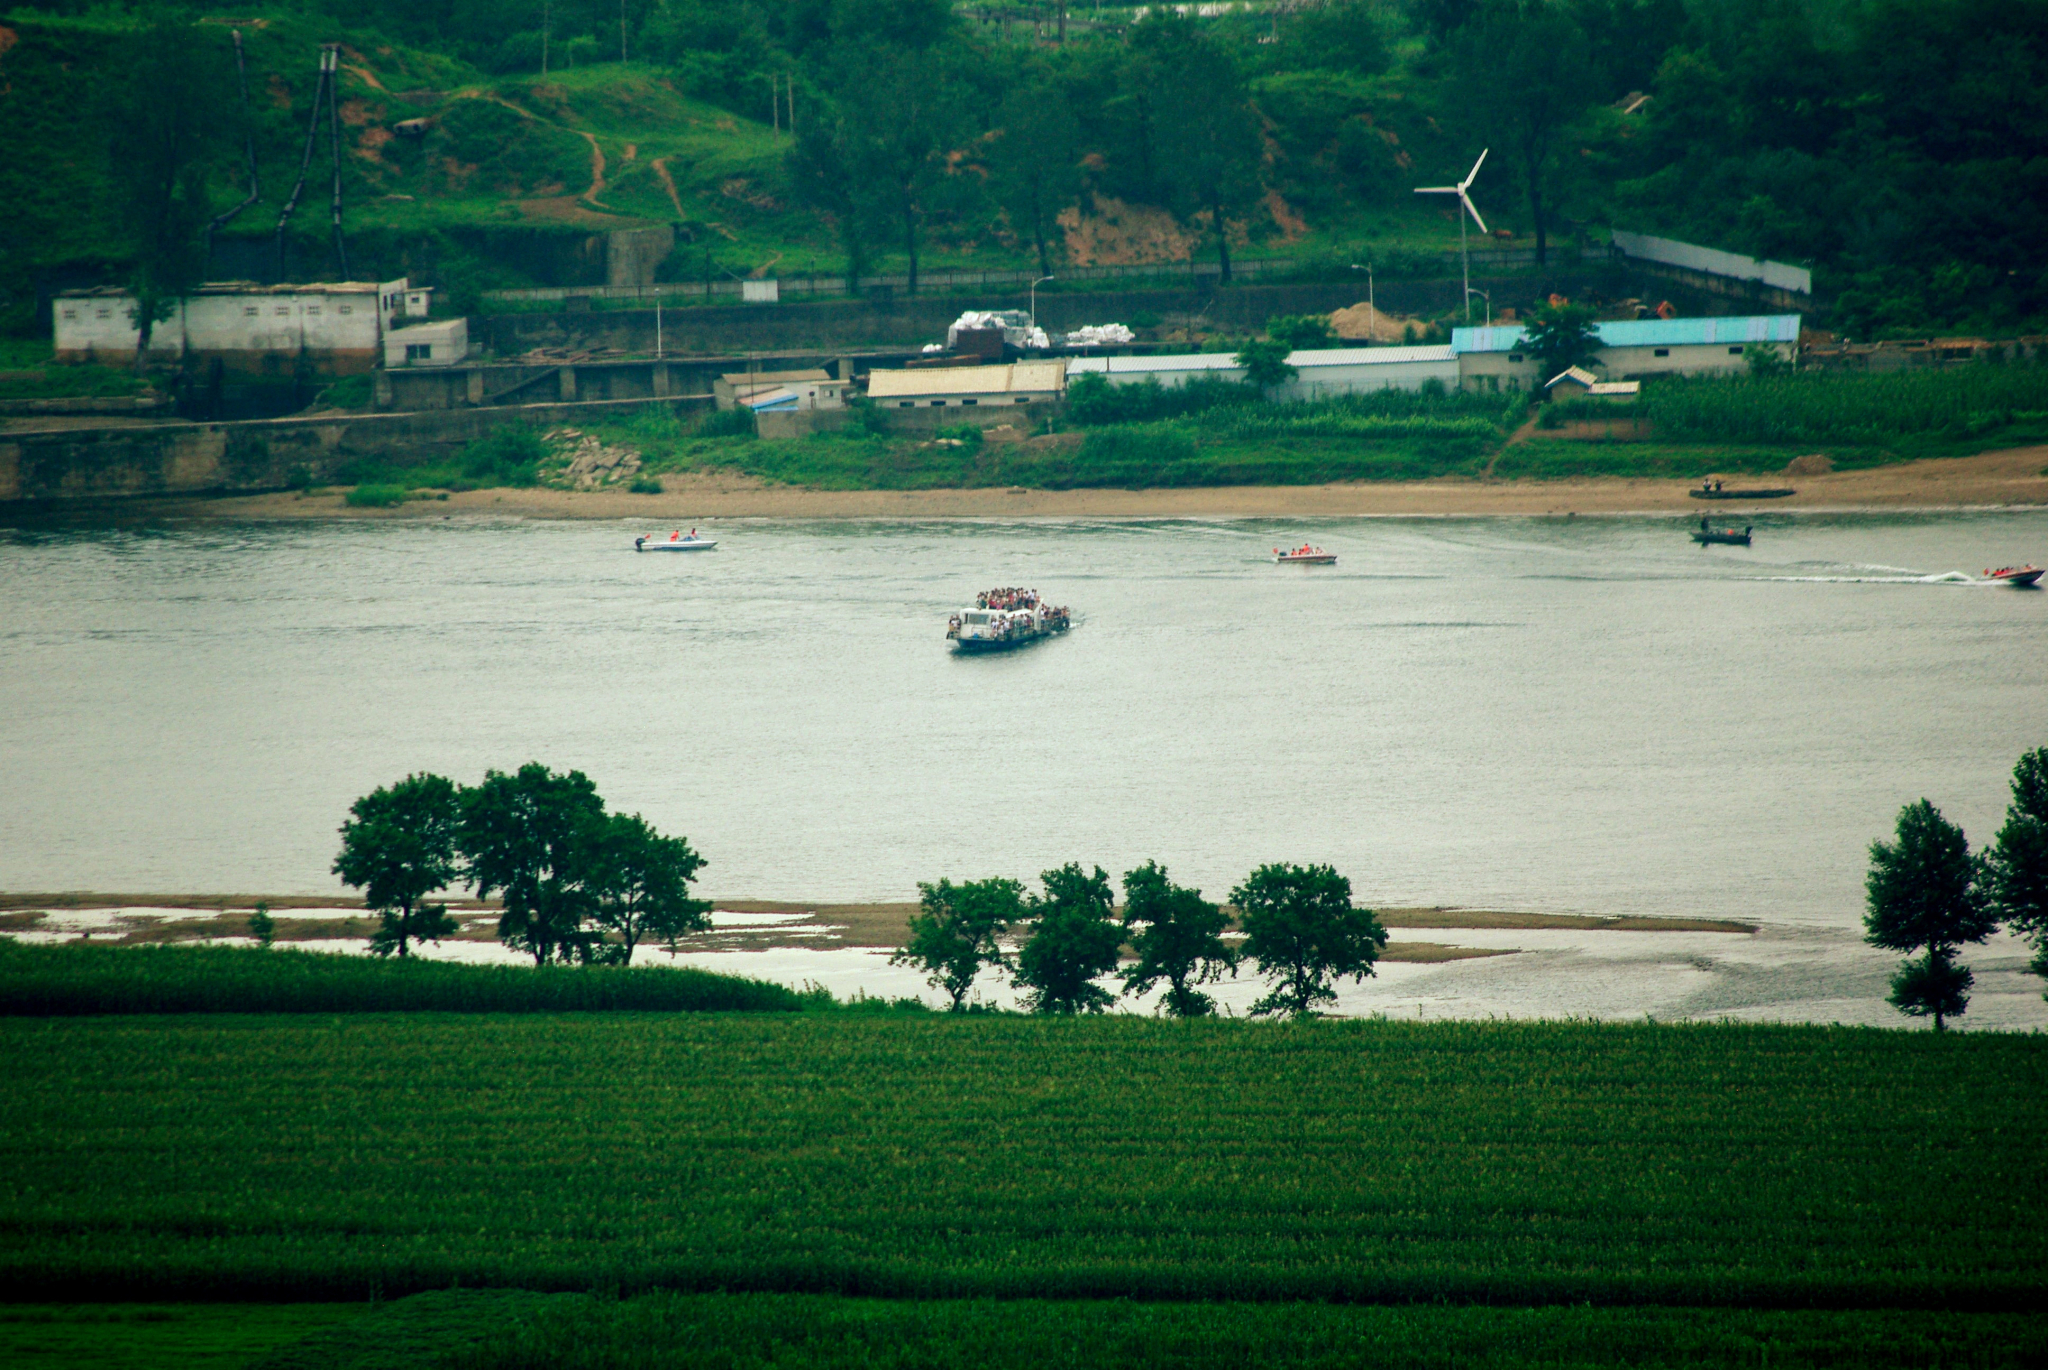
[636,531,718,552]
[1274,545,1336,565]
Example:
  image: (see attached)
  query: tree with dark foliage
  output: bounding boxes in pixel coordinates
[590,811,711,964]
[1864,799,1997,1030]
[334,772,464,958]
[892,876,1024,1010]
[1015,863,1124,1014]
[461,763,607,965]
[1233,863,1386,1018]
[1986,748,2048,993]
[1120,860,1237,1017]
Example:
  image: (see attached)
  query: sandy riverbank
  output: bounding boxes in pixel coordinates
[160,445,2048,521]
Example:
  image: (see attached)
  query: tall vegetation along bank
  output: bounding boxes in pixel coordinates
[0,941,802,1015]
[4,1015,2042,1304]
[1635,364,2048,451]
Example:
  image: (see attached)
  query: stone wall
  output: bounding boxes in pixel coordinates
[0,396,710,505]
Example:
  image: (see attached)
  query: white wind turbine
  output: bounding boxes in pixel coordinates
[1416,149,1490,324]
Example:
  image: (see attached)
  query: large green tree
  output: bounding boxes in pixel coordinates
[1864,799,1998,1030]
[892,876,1024,1010]
[1448,0,1594,265]
[100,18,231,369]
[1120,860,1237,1017]
[1522,303,1604,380]
[1014,863,1124,1015]
[1232,863,1387,1018]
[1140,16,1263,283]
[590,812,711,964]
[1986,748,2048,990]
[333,772,464,958]
[988,67,1082,278]
[460,763,607,965]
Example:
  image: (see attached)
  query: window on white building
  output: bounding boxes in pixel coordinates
[1654,348,1670,357]
[1508,353,1523,363]
[95,308,110,319]
[338,305,353,315]
[306,307,321,316]
[406,343,433,361]
[1728,346,1743,354]
[243,306,259,317]
[61,308,77,320]
[275,307,289,316]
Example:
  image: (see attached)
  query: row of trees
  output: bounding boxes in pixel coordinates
[1864,748,2048,1029]
[893,861,1388,1018]
[333,764,710,963]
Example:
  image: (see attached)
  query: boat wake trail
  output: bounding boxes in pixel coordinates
[1760,570,1980,585]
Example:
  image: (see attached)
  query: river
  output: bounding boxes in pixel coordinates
[3,509,2044,1024]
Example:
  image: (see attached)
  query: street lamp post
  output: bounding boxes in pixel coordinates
[1466,288,1491,328]
[1029,275,1055,342]
[1350,263,1375,343]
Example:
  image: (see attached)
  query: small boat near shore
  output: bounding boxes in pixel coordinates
[636,530,718,552]
[1984,564,2043,587]
[947,587,1073,652]
[1274,544,1337,565]
[1692,517,1752,547]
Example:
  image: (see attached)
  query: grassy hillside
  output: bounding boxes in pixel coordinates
[5,1014,2043,1305]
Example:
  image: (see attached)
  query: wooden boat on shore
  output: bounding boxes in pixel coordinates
[1274,545,1337,564]
[1984,565,2043,587]
[636,531,718,552]
[1691,486,1795,500]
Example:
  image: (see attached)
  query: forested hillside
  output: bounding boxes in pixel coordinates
[1,0,2043,338]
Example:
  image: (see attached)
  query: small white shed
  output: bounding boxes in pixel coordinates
[384,318,469,368]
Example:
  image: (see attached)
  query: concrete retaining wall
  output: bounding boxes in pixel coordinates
[0,396,710,506]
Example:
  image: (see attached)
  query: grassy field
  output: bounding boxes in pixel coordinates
[3,1015,2042,1307]
[0,942,806,1015]
[0,1303,360,1370]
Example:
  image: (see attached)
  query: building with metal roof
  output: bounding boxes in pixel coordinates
[1069,345,1459,399]
[1452,314,1800,391]
[53,279,412,375]
[866,360,1068,408]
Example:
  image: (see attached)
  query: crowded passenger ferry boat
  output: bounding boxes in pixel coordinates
[947,587,1074,652]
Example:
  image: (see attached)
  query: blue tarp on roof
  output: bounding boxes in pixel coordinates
[1451,315,1801,354]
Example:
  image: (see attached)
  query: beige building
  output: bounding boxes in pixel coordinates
[866,360,1067,409]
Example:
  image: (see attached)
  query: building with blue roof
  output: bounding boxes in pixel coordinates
[1451,314,1800,392]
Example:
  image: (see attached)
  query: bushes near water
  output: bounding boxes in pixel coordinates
[0,941,802,1015]
[334,422,547,495]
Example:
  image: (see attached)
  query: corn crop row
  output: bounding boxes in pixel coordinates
[3,1015,2042,1306]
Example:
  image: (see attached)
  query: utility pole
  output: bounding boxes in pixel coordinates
[541,0,551,77]
[620,0,629,62]
[325,45,349,279]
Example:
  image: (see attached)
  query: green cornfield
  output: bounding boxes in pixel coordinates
[1638,364,2048,448]
[223,1289,2048,1370]
[0,942,803,1015]
[3,1015,2042,1307]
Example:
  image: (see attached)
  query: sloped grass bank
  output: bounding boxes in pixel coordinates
[3,1016,2042,1306]
[0,941,802,1015]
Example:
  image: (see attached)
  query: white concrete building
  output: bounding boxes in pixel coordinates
[1453,315,1801,392]
[1067,345,1460,399]
[714,369,849,412]
[866,360,1067,408]
[383,318,469,368]
[53,279,410,375]
[1544,366,1640,401]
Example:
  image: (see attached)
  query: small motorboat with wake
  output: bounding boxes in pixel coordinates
[1274,544,1337,565]
[1984,564,2043,587]
[1692,517,1752,547]
[947,587,1073,652]
[636,528,718,552]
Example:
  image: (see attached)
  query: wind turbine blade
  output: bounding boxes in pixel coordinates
[1462,148,1489,189]
[1414,185,1457,195]
[1461,192,1488,235]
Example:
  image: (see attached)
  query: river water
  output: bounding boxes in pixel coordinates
[3,510,2045,1025]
